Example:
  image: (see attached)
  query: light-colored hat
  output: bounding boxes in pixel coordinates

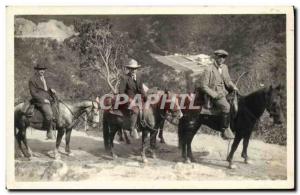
[125,59,141,69]
[214,49,229,57]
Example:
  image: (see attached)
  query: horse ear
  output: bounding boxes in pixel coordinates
[276,83,282,91]
[269,85,274,92]
[95,96,100,104]
[164,88,169,94]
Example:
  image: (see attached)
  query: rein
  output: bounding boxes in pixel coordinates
[58,100,97,128]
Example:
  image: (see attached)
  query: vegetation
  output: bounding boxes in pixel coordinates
[14,15,287,145]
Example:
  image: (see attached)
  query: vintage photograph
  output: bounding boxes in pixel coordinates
[6,6,294,189]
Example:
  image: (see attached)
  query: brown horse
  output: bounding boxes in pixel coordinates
[15,100,100,159]
[178,85,284,168]
[102,89,183,163]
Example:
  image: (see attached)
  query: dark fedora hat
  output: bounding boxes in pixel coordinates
[34,63,47,70]
[34,58,48,70]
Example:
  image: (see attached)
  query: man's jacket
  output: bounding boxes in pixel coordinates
[199,62,236,99]
[118,73,145,98]
[29,73,53,105]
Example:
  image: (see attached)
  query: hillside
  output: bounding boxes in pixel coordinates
[14,15,287,145]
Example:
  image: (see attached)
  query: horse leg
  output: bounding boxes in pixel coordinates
[123,130,131,144]
[15,129,27,158]
[187,130,197,163]
[141,130,149,163]
[19,127,31,156]
[241,133,251,164]
[65,128,73,156]
[178,122,188,163]
[226,135,242,169]
[158,121,166,144]
[53,129,64,159]
[149,130,158,159]
[109,127,118,159]
[158,129,166,144]
[118,129,124,142]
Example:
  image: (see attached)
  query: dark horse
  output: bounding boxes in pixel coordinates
[102,90,183,163]
[178,85,284,168]
[15,100,100,159]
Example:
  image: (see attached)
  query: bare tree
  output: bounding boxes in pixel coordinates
[70,19,130,94]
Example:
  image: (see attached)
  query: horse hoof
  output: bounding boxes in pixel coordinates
[112,154,118,159]
[245,159,253,164]
[151,154,157,159]
[54,154,61,160]
[67,152,74,157]
[32,152,41,157]
[142,158,148,163]
[228,163,237,169]
[160,139,166,144]
[184,158,191,164]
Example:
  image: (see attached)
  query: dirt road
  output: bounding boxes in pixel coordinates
[15,128,287,183]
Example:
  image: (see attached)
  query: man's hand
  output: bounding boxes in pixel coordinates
[233,86,239,92]
[214,92,224,100]
[44,99,50,104]
[50,88,56,94]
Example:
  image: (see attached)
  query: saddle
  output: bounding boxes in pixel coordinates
[22,100,59,124]
[199,92,239,116]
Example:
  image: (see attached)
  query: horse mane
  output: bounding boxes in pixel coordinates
[242,87,267,102]
[238,87,269,118]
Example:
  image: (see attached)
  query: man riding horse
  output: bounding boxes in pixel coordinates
[198,49,239,140]
[118,58,147,139]
[28,58,57,140]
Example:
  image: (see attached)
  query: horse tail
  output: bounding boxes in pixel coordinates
[102,112,110,152]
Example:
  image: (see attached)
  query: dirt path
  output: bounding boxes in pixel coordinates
[15,128,287,182]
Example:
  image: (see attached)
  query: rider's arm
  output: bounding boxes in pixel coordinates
[28,79,46,103]
[118,75,127,94]
[199,66,218,99]
[222,65,237,91]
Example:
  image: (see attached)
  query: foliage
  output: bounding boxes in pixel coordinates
[14,15,287,145]
[68,19,130,93]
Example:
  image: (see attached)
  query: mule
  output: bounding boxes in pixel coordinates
[102,90,182,163]
[178,85,284,168]
[14,99,100,159]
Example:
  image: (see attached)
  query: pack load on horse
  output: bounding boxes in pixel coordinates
[101,59,183,162]
[15,58,100,160]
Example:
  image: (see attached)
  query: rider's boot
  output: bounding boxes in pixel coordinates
[221,113,234,140]
[45,119,54,140]
[129,112,139,139]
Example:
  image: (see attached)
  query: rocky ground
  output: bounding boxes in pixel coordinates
[15,128,287,184]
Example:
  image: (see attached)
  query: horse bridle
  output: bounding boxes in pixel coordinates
[59,100,99,128]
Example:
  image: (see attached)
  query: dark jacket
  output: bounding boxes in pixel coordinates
[118,73,145,98]
[199,62,236,99]
[29,73,53,105]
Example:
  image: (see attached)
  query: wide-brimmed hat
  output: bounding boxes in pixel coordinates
[125,59,141,69]
[214,49,229,57]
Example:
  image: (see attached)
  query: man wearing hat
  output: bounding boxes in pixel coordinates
[29,59,56,139]
[118,59,146,139]
[199,49,239,140]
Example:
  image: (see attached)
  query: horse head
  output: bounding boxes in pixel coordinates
[162,89,183,120]
[265,84,284,125]
[86,100,100,127]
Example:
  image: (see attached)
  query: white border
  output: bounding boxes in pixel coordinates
[5,6,294,190]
